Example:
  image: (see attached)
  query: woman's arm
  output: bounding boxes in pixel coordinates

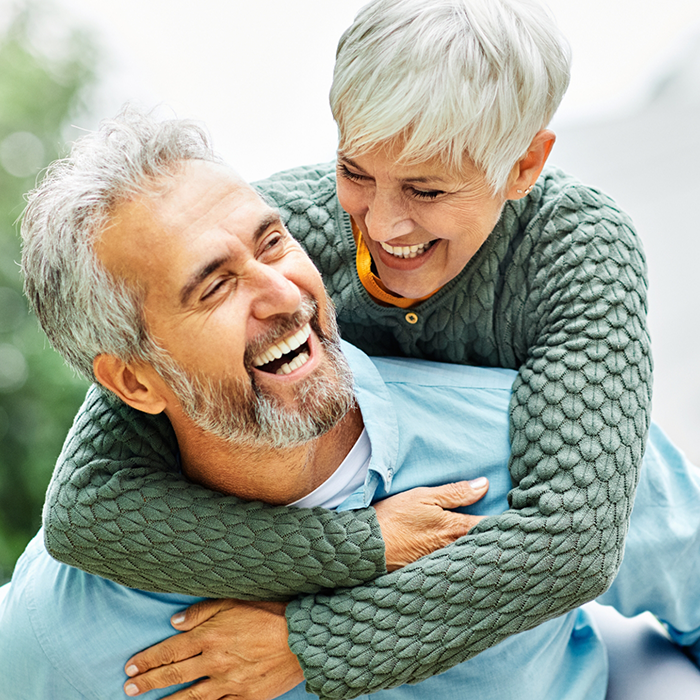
[44,386,480,596]
[43,386,386,598]
[282,190,653,698]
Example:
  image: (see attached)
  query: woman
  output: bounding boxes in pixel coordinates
[41,0,651,697]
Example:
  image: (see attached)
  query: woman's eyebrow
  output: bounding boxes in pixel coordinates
[339,155,447,185]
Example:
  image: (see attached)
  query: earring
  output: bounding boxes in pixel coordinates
[517,185,533,195]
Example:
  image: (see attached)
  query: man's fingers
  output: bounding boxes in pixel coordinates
[124,656,207,696]
[425,479,489,509]
[125,631,202,678]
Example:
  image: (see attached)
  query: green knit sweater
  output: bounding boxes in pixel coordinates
[43,163,652,699]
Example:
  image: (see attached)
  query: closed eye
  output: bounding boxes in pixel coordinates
[338,163,369,182]
[408,187,444,200]
[261,232,284,253]
[201,276,234,301]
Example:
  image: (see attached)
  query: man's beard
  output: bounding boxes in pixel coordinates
[149,296,355,450]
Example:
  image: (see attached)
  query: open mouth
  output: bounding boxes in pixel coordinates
[252,323,312,375]
[379,240,437,259]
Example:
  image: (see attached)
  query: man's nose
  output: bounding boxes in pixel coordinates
[249,263,302,320]
[364,190,415,242]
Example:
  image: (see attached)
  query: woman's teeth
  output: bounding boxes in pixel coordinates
[252,323,312,374]
[379,241,433,258]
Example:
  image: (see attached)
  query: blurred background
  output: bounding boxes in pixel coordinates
[0,0,698,582]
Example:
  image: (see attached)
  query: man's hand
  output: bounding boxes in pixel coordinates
[123,599,303,700]
[120,480,487,698]
[374,479,489,571]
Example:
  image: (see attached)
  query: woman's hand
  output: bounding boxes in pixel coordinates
[374,479,489,571]
[123,599,303,700]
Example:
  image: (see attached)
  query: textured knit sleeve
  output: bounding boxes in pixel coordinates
[284,186,653,698]
[42,386,386,598]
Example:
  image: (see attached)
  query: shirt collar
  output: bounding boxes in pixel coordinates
[336,341,399,510]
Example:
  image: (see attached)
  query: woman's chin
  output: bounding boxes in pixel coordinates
[376,266,445,300]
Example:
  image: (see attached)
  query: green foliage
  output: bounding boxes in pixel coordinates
[0,2,97,582]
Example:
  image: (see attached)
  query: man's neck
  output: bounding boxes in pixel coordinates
[173,404,364,505]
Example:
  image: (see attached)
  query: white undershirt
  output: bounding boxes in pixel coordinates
[289,428,371,509]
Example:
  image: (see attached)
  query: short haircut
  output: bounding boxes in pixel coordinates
[330,0,571,191]
[21,107,222,380]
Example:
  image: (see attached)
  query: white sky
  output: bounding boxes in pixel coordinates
[52,0,700,181]
[3,0,699,458]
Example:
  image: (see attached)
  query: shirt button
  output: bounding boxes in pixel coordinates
[405,312,418,325]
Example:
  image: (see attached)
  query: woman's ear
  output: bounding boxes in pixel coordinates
[93,354,168,415]
[506,129,556,200]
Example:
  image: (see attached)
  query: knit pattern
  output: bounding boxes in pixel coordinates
[259,163,652,698]
[43,386,385,598]
[42,163,652,698]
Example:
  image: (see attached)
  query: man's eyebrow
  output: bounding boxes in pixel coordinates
[179,255,230,308]
[253,211,284,244]
[179,211,284,308]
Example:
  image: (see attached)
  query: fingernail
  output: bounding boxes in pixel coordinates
[172,613,186,626]
[125,683,140,696]
[125,665,138,677]
[469,477,487,489]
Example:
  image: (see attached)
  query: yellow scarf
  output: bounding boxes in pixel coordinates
[352,221,439,309]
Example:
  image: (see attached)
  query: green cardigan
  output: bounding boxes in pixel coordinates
[42,163,652,699]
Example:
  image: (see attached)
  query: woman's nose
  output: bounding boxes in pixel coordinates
[364,191,415,241]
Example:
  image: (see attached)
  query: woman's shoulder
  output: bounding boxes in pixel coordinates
[490,165,647,306]
[253,161,338,209]
[530,165,637,231]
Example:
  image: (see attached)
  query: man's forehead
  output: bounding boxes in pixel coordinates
[96,161,268,281]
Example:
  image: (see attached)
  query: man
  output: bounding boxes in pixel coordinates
[2,111,700,700]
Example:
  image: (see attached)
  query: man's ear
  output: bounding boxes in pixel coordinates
[93,354,168,415]
[506,129,556,200]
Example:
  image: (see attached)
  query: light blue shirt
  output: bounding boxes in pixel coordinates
[2,342,700,699]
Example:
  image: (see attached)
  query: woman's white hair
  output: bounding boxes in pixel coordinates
[331,0,571,192]
[21,107,222,381]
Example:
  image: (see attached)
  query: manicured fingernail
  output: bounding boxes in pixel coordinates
[125,683,139,696]
[172,613,186,625]
[125,665,138,677]
[469,477,487,489]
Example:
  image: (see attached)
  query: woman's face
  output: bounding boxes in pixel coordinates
[336,143,510,299]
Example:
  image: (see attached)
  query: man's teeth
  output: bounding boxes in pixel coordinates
[252,323,312,372]
[276,352,310,375]
[379,241,432,258]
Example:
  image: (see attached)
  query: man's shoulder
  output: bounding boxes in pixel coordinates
[1,530,203,699]
[343,341,516,393]
[370,355,517,392]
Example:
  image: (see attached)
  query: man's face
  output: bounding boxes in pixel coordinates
[97,160,353,448]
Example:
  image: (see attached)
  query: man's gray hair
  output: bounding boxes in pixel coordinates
[21,108,222,381]
[331,0,571,192]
